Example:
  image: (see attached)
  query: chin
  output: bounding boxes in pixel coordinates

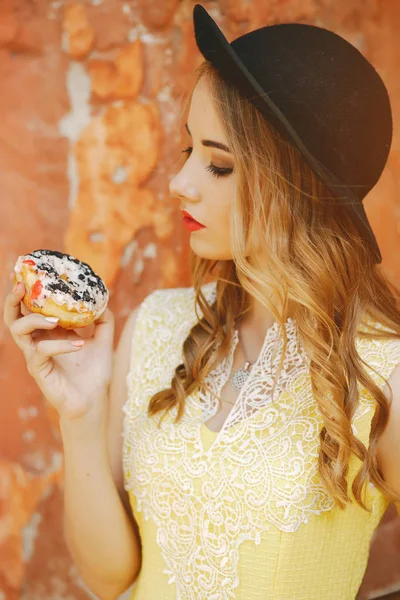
[189,239,232,261]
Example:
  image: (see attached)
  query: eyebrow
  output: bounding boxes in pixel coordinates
[185,122,231,154]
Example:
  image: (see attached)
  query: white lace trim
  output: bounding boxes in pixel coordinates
[122,281,400,599]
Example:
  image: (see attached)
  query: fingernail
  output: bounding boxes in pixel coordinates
[71,341,84,347]
[12,282,20,293]
[45,317,59,323]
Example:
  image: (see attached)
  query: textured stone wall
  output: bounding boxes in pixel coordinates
[0,1,399,598]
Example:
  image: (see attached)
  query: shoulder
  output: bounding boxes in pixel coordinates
[121,281,217,422]
[355,317,400,389]
[123,280,217,374]
[358,318,400,511]
[145,281,217,305]
[135,281,217,330]
[375,361,400,514]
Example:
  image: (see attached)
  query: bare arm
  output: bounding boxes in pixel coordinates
[375,361,400,516]
[63,307,142,600]
[107,306,143,547]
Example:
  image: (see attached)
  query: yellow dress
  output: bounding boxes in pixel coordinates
[122,281,400,600]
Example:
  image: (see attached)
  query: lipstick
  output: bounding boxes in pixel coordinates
[181,210,206,231]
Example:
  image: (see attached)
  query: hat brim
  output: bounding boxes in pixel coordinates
[193,4,382,263]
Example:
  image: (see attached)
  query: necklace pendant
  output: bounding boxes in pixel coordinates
[230,361,253,391]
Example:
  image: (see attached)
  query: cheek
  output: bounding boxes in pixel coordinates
[205,178,234,238]
[219,178,235,225]
[188,177,235,261]
[207,181,232,220]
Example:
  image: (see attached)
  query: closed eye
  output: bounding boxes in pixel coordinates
[181,147,233,178]
[206,164,234,178]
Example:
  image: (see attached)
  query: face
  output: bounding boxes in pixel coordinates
[169,78,236,260]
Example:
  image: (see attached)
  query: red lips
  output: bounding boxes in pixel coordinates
[181,209,204,226]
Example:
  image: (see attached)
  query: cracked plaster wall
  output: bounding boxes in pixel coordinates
[0,1,399,598]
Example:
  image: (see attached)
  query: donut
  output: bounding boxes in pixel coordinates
[13,249,109,329]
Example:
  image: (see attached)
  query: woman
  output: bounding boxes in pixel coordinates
[4,5,400,600]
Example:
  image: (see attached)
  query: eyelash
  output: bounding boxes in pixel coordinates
[182,146,234,178]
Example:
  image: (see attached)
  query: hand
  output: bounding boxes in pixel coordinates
[3,282,115,421]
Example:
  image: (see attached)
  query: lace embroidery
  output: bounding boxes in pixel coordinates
[122,281,400,599]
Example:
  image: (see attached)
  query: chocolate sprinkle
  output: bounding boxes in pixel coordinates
[29,249,108,304]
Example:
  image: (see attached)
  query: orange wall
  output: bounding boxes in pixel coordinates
[0,1,399,598]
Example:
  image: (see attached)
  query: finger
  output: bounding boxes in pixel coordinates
[29,338,85,378]
[93,307,114,344]
[20,303,32,317]
[9,313,60,355]
[3,282,26,328]
[72,323,96,339]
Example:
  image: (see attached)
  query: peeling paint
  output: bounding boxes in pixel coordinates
[121,239,139,267]
[27,406,38,418]
[88,231,106,243]
[50,452,63,473]
[61,30,70,55]
[143,242,157,259]
[18,406,39,420]
[157,84,172,103]
[129,23,169,46]
[22,512,42,562]
[58,62,92,210]
[2,1,400,597]
[112,165,129,184]
[22,430,36,443]
[133,255,145,282]
[23,450,46,472]
[128,28,139,43]
[58,62,92,141]
[140,31,169,45]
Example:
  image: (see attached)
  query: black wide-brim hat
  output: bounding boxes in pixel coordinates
[193,4,393,263]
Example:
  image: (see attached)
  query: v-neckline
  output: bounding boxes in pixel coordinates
[198,317,296,454]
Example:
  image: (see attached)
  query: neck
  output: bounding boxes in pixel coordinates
[234,291,295,362]
[239,293,293,332]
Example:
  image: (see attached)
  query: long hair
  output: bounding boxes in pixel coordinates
[148,60,400,510]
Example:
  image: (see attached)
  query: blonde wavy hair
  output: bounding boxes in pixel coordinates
[148,60,400,511]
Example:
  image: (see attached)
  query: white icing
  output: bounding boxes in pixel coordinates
[14,251,108,316]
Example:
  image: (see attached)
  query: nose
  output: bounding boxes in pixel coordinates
[169,167,201,204]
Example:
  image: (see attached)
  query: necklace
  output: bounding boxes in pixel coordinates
[230,359,254,391]
[228,318,283,393]
[230,324,256,391]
